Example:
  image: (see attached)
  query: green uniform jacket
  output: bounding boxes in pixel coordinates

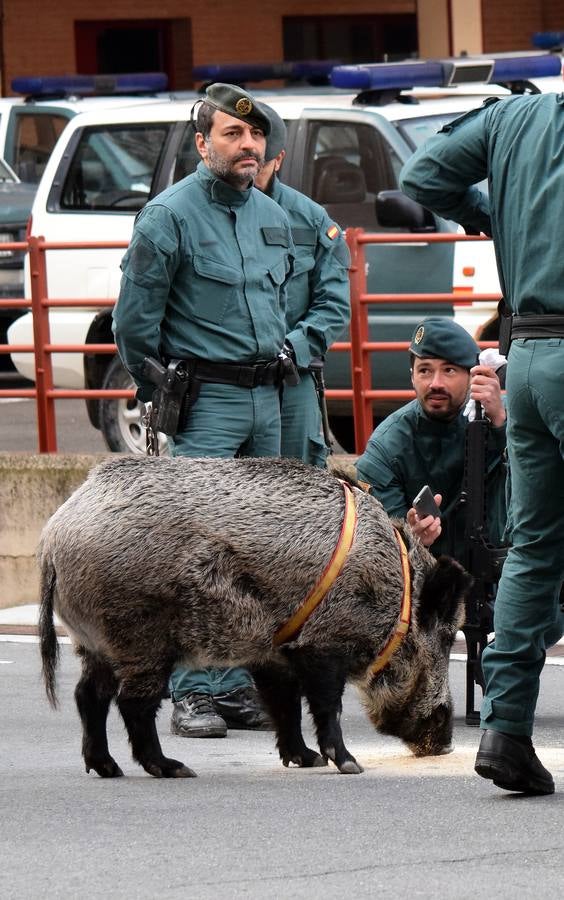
[356,399,507,561]
[399,92,564,316]
[113,162,295,400]
[269,177,351,367]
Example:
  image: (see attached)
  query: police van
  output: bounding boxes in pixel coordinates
[7,54,563,452]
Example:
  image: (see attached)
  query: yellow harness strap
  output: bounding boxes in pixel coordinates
[273,481,357,647]
[365,527,412,679]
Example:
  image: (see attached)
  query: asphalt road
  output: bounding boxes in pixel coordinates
[0,397,109,454]
[2,640,564,899]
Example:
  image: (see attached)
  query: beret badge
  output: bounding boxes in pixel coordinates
[235,97,253,115]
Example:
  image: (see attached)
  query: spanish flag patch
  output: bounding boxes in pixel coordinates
[326,224,339,240]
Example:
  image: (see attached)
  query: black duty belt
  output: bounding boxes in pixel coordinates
[187,358,280,388]
[511,315,564,340]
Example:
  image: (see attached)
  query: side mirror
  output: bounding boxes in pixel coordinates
[375,190,436,233]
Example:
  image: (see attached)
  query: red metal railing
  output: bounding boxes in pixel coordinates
[345,228,501,451]
[0,231,501,453]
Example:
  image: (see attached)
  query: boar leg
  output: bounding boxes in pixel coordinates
[75,650,123,778]
[251,664,326,769]
[116,678,197,779]
[297,656,364,775]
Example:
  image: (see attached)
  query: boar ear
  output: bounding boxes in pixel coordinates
[416,555,472,631]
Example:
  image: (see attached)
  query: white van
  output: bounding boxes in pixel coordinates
[8,54,563,451]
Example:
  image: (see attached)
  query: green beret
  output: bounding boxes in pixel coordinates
[204,82,271,135]
[256,102,287,160]
[410,316,479,369]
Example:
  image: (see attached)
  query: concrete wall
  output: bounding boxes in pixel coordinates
[0,453,110,608]
[0,451,357,609]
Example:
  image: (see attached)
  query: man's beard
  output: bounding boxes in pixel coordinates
[421,390,461,421]
[206,145,264,188]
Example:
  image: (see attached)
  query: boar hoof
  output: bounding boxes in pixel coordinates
[170,764,198,778]
[312,755,328,767]
[145,758,197,778]
[282,749,327,768]
[85,758,124,778]
[339,760,364,775]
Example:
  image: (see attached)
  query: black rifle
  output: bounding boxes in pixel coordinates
[141,357,191,454]
[459,401,507,725]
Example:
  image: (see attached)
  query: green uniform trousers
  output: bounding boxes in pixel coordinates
[168,382,281,701]
[481,339,564,736]
[281,372,327,467]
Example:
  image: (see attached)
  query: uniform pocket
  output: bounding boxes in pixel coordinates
[191,254,242,324]
[266,259,287,287]
[292,252,315,277]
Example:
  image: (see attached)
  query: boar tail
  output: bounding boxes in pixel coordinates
[39,560,60,708]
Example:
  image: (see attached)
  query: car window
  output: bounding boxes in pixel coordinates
[304,120,403,230]
[172,124,201,183]
[12,112,69,183]
[0,157,18,182]
[394,113,466,150]
[60,124,171,211]
[396,112,489,195]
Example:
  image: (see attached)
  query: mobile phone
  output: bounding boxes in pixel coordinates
[412,485,441,519]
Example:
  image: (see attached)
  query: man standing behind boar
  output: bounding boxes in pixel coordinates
[253,101,351,466]
[113,82,294,739]
[399,89,564,795]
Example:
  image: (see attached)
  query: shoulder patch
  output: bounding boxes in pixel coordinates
[291,227,316,246]
[326,224,340,240]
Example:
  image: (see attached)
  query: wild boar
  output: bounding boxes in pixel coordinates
[38,455,470,779]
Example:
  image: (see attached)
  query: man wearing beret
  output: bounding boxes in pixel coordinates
[254,102,351,466]
[356,316,507,560]
[113,83,295,738]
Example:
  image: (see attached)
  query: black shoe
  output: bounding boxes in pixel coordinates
[212,686,273,731]
[171,693,227,738]
[474,729,554,795]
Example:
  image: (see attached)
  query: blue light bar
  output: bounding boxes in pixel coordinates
[11,72,168,97]
[491,53,562,81]
[331,53,561,93]
[192,61,338,84]
[532,32,564,50]
[331,61,444,91]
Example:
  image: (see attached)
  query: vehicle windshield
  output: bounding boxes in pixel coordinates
[395,113,465,150]
[395,111,488,195]
[60,124,171,211]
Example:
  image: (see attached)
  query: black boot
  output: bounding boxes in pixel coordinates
[212,686,273,730]
[474,729,554,795]
[171,693,227,738]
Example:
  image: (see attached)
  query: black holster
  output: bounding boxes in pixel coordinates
[142,357,196,436]
[497,298,513,357]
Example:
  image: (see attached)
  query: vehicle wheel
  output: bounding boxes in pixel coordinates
[99,355,169,455]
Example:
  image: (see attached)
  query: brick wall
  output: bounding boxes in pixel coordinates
[2,0,414,94]
[2,0,562,94]
[482,0,551,53]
